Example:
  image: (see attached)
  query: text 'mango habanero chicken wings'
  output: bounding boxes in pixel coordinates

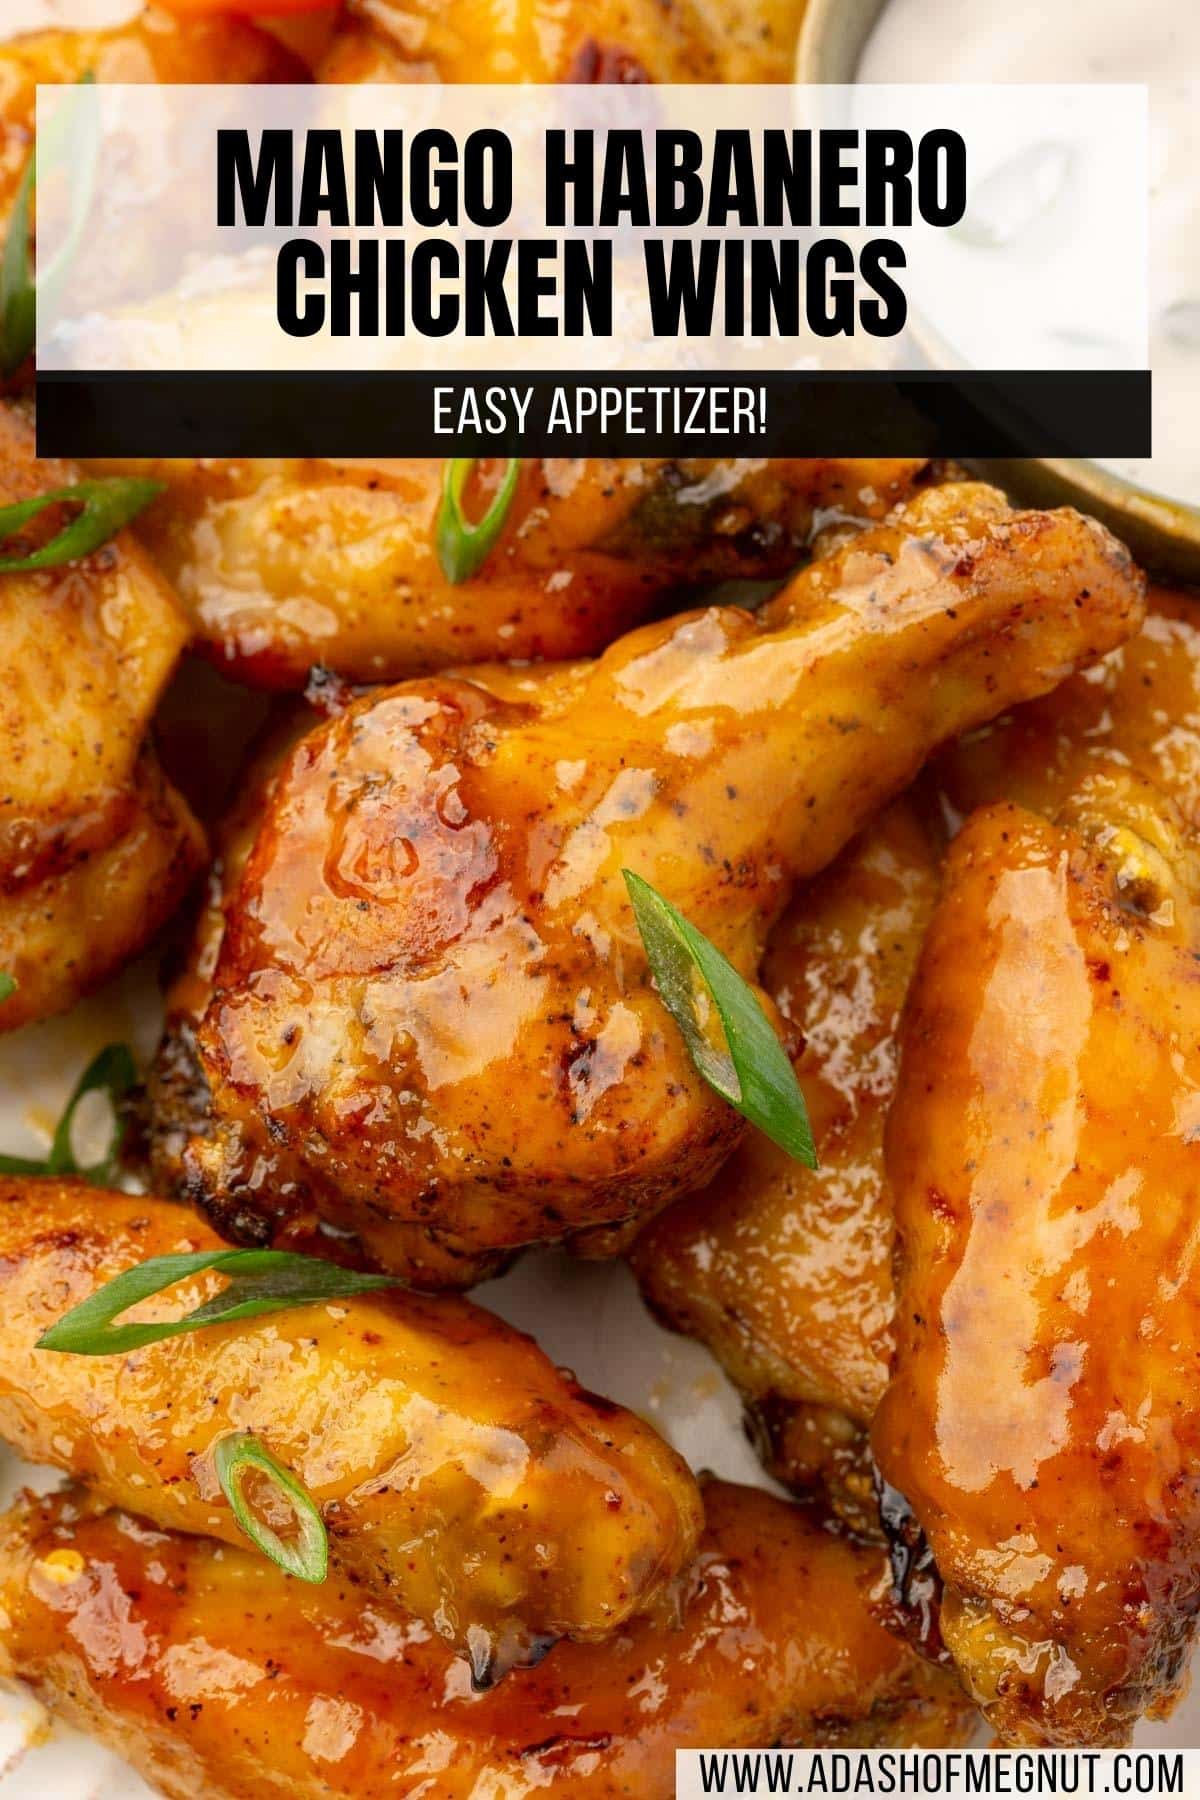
[176,482,1143,1275]
[0,1480,974,1800]
[0,1180,701,1683]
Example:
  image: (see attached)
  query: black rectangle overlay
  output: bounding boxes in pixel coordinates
[36,369,1151,460]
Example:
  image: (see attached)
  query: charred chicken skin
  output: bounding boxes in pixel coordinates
[93,458,927,688]
[0,403,205,1029]
[0,1180,702,1679]
[0,1480,974,1800]
[176,483,1143,1273]
[874,766,1200,1745]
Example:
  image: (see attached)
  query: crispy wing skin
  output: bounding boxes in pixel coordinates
[321,0,809,83]
[90,459,927,687]
[633,797,941,1523]
[179,483,1143,1270]
[873,779,1200,1744]
[0,404,205,1028]
[0,1179,701,1677]
[937,584,1200,827]
[0,9,304,227]
[0,1481,974,1800]
[1,750,205,1031]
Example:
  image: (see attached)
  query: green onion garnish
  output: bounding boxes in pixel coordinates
[0,153,35,378]
[1,71,98,376]
[0,972,14,1002]
[35,1246,400,1356]
[436,457,520,584]
[623,870,817,1166]
[214,1432,328,1584]
[0,1042,136,1185]
[0,478,163,573]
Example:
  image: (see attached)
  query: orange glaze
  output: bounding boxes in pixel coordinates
[0,1480,976,1799]
[145,709,509,1289]
[0,1179,702,1677]
[319,0,810,83]
[0,8,305,231]
[935,584,1200,830]
[0,402,205,1028]
[179,482,1144,1272]
[873,775,1200,1744]
[88,459,927,687]
[633,796,942,1522]
[158,0,336,15]
[635,587,1200,1517]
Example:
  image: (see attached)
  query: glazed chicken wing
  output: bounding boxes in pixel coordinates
[936,583,1200,830]
[148,709,512,1288]
[92,458,926,687]
[320,0,809,84]
[0,1179,701,1680]
[0,404,204,1029]
[636,585,1200,1520]
[874,771,1200,1744]
[633,796,941,1525]
[0,8,303,229]
[0,1480,974,1800]
[176,482,1142,1272]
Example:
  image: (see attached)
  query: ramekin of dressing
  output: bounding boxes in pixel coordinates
[856,0,1199,513]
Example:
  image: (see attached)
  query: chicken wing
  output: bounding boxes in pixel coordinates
[175,482,1142,1272]
[0,1178,701,1679]
[0,1479,974,1800]
[320,0,809,84]
[936,583,1200,829]
[636,586,1200,1519]
[633,796,941,1525]
[148,709,509,1288]
[91,458,927,687]
[873,772,1200,1744]
[0,403,205,1029]
[1,8,304,229]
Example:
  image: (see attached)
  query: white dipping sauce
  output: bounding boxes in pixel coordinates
[860,0,1200,509]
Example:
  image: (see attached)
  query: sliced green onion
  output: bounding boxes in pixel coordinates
[0,1042,136,1184]
[436,457,520,583]
[214,1432,328,1583]
[623,869,817,1167]
[36,1246,400,1355]
[0,153,35,377]
[0,972,14,1003]
[1,72,98,376]
[0,478,164,573]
